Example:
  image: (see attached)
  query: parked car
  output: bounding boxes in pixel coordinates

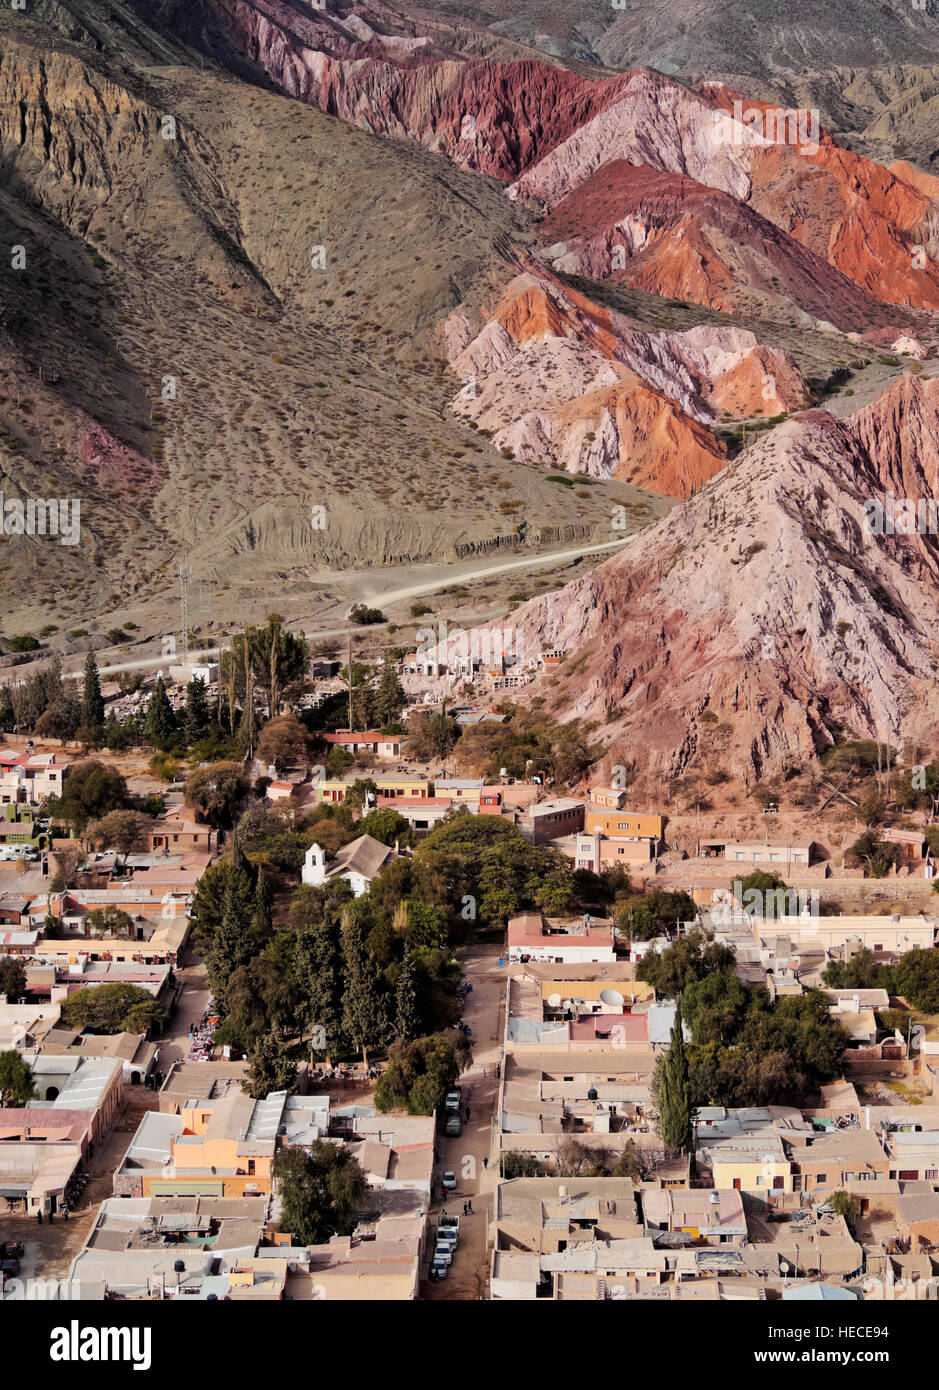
[433,1242,453,1268]
[441,1170,457,1190]
[445,1089,461,1111]
[445,1114,462,1138]
[429,1258,449,1281]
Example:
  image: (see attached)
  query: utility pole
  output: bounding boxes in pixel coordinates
[347,628,354,731]
[243,623,255,759]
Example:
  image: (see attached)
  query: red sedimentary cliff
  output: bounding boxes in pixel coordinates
[442,268,809,496]
[199,4,939,319]
[449,375,939,780]
[512,73,939,312]
[537,162,903,329]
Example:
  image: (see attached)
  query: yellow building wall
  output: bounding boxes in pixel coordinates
[584,811,663,839]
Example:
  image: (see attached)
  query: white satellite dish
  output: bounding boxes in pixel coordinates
[547,993,562,1008]
[600,988,624,1007]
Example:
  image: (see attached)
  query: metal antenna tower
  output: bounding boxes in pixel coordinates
[179,562,192,664]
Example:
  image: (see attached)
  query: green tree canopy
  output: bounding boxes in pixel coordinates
[47,759,128,834]
[357,808,413,847]
[59,983,166,1034]
[184,761,247,829]
[0,1051,35,1107]
[273,1141,367,1245]
[616,890,696,941]
[0,956,27,1001]
[374,1032,468,1115]
[244,1027,297,1099]
[637,930,736,999]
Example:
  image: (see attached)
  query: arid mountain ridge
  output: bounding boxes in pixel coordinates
[449,374,939,784]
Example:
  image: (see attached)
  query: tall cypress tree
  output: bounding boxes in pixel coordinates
[145,675,177,749]
[245,1027,297,1099]
[395,952,420,1041]
[252,865,273,935]
[341,905,391,1064]
[372,663,407,728]
[184,675,209,741]
[207,876,254,1014]
[80,650,105,733]
[659,1000,693,1152]
[295,914,344,1061]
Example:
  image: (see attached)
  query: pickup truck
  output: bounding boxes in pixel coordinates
[438,1214,460,1236]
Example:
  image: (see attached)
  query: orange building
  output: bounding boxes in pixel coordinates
[583,809,664,844]
[114,1091,331,1199]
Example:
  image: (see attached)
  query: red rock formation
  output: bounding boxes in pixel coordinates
[537,162,904,329]
[450,375,939,780]
[200,5,939,315]
[445,268,808,495]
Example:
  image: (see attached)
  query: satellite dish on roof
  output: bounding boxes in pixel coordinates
[600,988,624,1007]
[547,993,562,1008]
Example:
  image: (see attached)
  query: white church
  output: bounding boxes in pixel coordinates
[302,834,398,897]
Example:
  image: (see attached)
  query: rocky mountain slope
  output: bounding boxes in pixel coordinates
[450,375,939,784]
[140,1,939,344]
[440,268,808,495]
[0,3,649,635]
[4,0,939,685]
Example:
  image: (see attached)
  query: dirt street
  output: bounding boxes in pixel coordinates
[421,943,505,1301]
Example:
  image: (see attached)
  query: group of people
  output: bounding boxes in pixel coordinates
[187,998,219,1061]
